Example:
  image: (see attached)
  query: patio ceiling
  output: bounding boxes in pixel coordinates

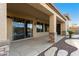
[57,16,65,24]
[7,3,49,21]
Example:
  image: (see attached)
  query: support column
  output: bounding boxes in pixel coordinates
[61,22,66,36]
[0,3,7,42]
[0,3,9,56]
[65,21,69,35]
[43,24,45,32]
[7,18,13,41]
[33,19,37,38]
[65,21,68,35]
[49,14,57,43]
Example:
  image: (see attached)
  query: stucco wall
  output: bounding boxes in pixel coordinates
[7,18,13,41]
[0,4,7,42]
[33,32,49,38]
[7,11,49,41]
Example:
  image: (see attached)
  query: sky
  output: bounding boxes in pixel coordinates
[54,3,79,26]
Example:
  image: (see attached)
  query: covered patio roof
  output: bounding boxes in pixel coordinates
[7,3,67,22]
[7,3,49,21]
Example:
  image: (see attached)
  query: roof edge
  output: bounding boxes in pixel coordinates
[46,3,67,21]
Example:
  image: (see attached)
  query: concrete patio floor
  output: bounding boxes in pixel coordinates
[9,35,64,56]
[9,36,53,56]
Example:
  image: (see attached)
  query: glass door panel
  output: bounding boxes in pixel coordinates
[13,20,25,40]
[25,21,33,38]
[13,19,33,40]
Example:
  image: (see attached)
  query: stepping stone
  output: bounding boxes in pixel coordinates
[57,50,68,56]
[71,50,79,56]
[72,35,79,38]
[44,47,58,56]
[65,39,79,49]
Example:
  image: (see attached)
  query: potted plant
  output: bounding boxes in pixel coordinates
[67,30,74,38]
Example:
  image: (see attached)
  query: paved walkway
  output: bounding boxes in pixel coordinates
[38,35,79,56]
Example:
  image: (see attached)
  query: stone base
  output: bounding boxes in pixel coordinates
[0,45,9,56]
[61,31,66,36]
[48,32,56,43]
[48,40,54,43]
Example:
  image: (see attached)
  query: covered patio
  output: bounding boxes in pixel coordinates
[7,3,68,56]
[9,35,63,56]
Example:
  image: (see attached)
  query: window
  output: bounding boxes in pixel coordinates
[13,20,25,40]
[36,22,43,32]
[13,19,33,40]
[26,22,33,37]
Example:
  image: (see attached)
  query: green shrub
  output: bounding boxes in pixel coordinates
[67,30,74,34]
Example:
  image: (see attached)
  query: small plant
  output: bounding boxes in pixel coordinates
[67,30,74,38]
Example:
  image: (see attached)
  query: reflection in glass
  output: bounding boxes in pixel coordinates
[36,22,43,32]
[13,19,33,40]
[26,23,33,37]
[13,21,25,40]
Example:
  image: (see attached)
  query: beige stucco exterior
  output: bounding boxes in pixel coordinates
[7,12,49,39]
[0,3,70,56]
[0,3,68,43]
[7,18,13,41]
[0,4,9,56]
[0,4,7,42]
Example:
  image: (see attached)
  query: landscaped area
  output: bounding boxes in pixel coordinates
[39,35,79,56]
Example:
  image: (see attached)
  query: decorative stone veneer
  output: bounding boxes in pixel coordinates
[61,31,66,36]
[0,45,9,56]
[48,32,56,43]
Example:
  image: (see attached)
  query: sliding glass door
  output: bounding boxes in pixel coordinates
[13,20,25,40]
[13,19,33,40]
[25,21,33,38]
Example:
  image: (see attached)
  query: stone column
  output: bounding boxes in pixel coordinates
[49,14,57,43]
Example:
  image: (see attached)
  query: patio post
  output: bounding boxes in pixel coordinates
[7,18,13,41]
[33,19,37,38]
[49,14,57,43]
[0,3,7,42]
[0,3,9,56]
[61,22,66,36]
